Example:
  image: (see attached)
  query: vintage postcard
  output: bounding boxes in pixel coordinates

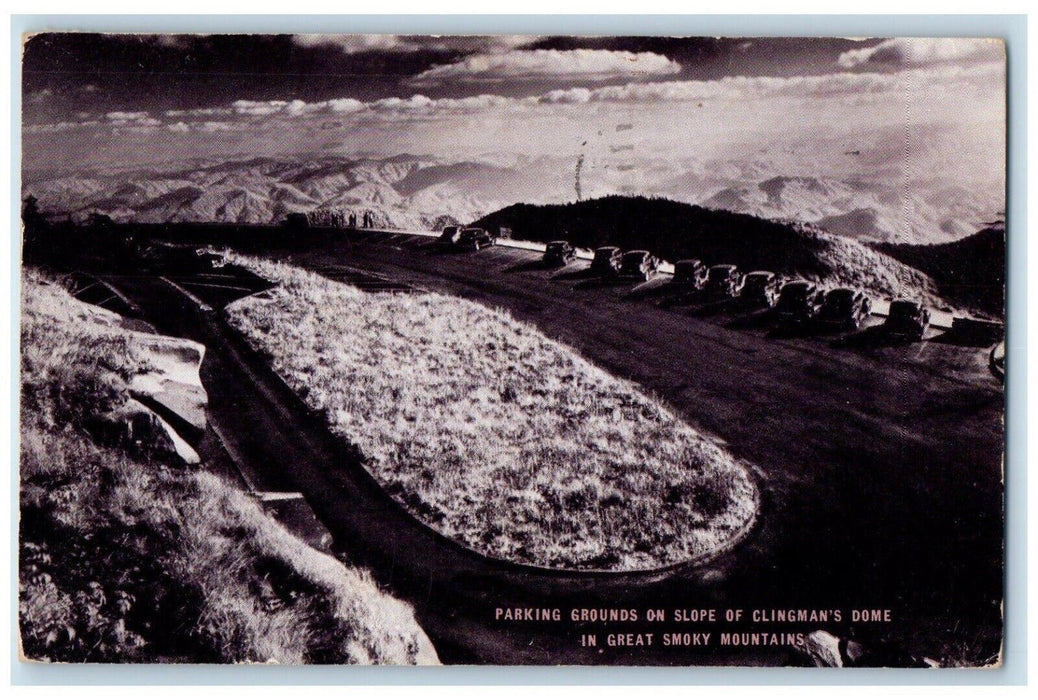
[18,33,1006,667]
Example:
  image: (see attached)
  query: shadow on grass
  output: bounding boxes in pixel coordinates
[551,266,597,282]
[766,321,824,340]
[684,298,742,318]
[725,308,778,330]
[657,290,705,309]
[503,259,555,274]
[930,325,1003,348]
[829,324,920,349]
[573,276,636,291]
[623,278,677,301]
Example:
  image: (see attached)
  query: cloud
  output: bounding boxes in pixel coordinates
[408,49,681,86]
[24,62,1002,148]
[24,120,99,134]
[105,111,161,127]
[166,106,231,118]
[105,111,150,121]
[231,100,288,116]
[197,121,238,133]
[292,34,535,55]
[168,98,368,120]
[26,89,52,104]
[837,38,1004,69]
[538,64,1001,105]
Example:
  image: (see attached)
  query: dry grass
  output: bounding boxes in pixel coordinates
[226,256,758,571]
[19,270,438,664]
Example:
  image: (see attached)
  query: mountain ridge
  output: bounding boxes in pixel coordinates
[24,153,998,246]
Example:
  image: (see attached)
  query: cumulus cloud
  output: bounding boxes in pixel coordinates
[24,120,99,134]
[168,98,368,120]
[197,121,238,133]
[292,34,535,55]
[231,100,288,116]
[837,37,1004,69]
[538,64,1000,105]
[105,111,161,127]
[408,49,682,86]
[166,106,231,118]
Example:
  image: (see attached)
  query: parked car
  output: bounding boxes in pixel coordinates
[883,299,931,340]
[619,250,660,281]
[458,227,495,251]
[739,271,782,307]
[543,240,576,267]
[438,225,461,245]
[141,243,222,273]
[671,259,709,288]
[590,246,623,277]
[818,288,872,329]
[705,264,741,298]
[775,280,825,323]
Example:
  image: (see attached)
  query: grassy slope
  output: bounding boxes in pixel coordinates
[19,271,438,664]
[473,195,943,306]
[873,224,1005,318]
[226,257,758,571]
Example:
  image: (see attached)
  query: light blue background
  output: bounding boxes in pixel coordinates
[9,13,1027,686]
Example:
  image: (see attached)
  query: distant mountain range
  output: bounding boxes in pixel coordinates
[23,152,1000,246]
[699,176,994,244]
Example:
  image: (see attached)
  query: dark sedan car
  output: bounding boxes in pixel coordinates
[739,271,782,307]
[458,227,495,251]
[438,225,461,245]
[818,287,873,329]
[140,243,223,273]
[883,299,931,340]
[543,240,576,267]
[775,280,825,323]
[671,259,708,288]
[705,264,741,298]
[590,246,623,277]
[619,250,660,281]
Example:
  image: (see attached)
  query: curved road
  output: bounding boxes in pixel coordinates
[101,228,1004,666]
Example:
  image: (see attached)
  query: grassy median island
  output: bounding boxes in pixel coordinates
[19,271,437,664]
[226,257,758,571]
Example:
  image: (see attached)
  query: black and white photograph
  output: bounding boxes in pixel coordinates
[17,30,1007,668]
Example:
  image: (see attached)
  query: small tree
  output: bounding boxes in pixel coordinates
[22,195,47,260]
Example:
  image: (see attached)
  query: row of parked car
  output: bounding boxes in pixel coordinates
[436,228,933,341]
[542,239,932,340]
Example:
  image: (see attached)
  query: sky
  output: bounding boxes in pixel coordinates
[21,33,1006,194]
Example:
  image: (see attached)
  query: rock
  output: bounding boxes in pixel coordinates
[797,630,845,667]
[793,630,942,668]
[87,398,199,465]
[127,335,208,442]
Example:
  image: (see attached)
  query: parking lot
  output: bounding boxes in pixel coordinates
[95,228,1004,664]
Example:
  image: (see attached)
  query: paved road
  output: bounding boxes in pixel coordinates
[104,229,1004,665]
